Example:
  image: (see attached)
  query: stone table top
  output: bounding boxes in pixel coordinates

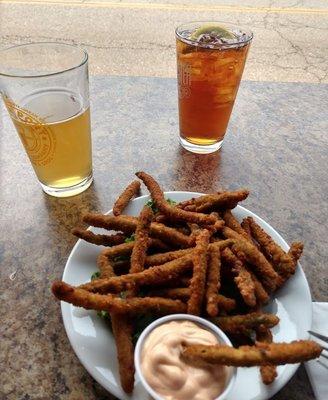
[1,76,327,400]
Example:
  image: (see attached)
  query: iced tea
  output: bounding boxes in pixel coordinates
[176,22,252,153]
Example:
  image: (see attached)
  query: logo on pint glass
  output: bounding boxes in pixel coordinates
[4,96,56,166]
[178,63,191,99]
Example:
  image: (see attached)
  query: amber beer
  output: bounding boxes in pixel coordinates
[176,22,253,153]
[6,93,92,192]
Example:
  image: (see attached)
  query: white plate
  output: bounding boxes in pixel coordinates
[61,192,312,400]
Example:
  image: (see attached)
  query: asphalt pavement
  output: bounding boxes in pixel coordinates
[1,0,327,82]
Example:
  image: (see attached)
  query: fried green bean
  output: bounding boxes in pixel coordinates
[245,217,301,279]
[211,312,279,335]
[72,228,126,247]
[97,250,116,279]
[256,325,277,385]
[52,281,186,314]
[130,206,153,274]
[83,213,190,248]
[205,246,221,317]
[222,210,250,240]
[221,247,256,307]
[193,189,249,213]
[223,228,279,292]
[136,171,216,225]
[111,314,135,393]
[181,341,322,367]
[113,180,140,216]
[79,255,193,294]
[188,230,210,315]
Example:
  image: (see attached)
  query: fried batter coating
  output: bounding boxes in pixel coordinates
[188,230,210,315]
[100,242,135,259]
[72,228,126,247]
[256,325,277,385]
[83,213,137,234]
[288,242,304,265]
[247,269,270,305]
[231,239,278,292]
[223,228,279,292]
[193,190,249,213]
[113,180,140,216]
[111,314,135,393]
[147,288,236,313]
[221,248,256,307]
[222,210,250,240]
[246,217,302,279]
[151,222,192,248]
[187,222,201,245]
[211,312,279,335]
[97,238,168,261]
[240,218,252,238]
[80,255,193,293]
[52,281,186,314]
[177,198,196,210]
[205,219,225,236]
[136,171,216,225]
[145,248,193,266]
[148,287,190,300]
[188,222,200,233]
[108,270,135,393]
[154,276,191,289]
[241,218,261,250]
[216,295,236,312]
[97,250,116,278]
[127,206,154,297]
[181,340,322,367]
[260,361,277,385]
[205,246,221,317]
[147,238,171,252]
[153,213,167,223]
[210,239,234,251]
[234,269,256,307]
[214,219,225,231]
[84,213,193,248]
[130,206,153,274]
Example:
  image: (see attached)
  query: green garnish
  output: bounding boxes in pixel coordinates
[91,271,101,281]
[90,275,155,342]
[146,198,176,213]
[132,314,159,345]
[97,310,109,319]
[146,199,158,213]
[166,198,177,206]
[124,233,135,243]
[92,271,108,320]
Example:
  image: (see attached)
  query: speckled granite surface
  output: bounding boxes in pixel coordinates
[1,76,327,400]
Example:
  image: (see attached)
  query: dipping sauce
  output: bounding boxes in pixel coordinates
[140,320,229,400]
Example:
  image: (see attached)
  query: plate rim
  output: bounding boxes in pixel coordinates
[60,191,312,400]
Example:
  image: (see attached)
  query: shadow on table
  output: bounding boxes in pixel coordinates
[172,146,222,192]
[41,180,103,243]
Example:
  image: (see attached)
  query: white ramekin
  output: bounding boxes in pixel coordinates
[134,313,237,400]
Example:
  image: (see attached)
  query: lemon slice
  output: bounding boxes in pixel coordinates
[191,24,235,40]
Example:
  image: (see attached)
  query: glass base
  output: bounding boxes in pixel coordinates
[40,173,93,198]
[179,137,223,154]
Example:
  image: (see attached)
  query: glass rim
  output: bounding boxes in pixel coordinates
[175,21,253,48]
[0,42,88,79]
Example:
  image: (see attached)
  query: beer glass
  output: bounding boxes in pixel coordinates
[0,43,93,197]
